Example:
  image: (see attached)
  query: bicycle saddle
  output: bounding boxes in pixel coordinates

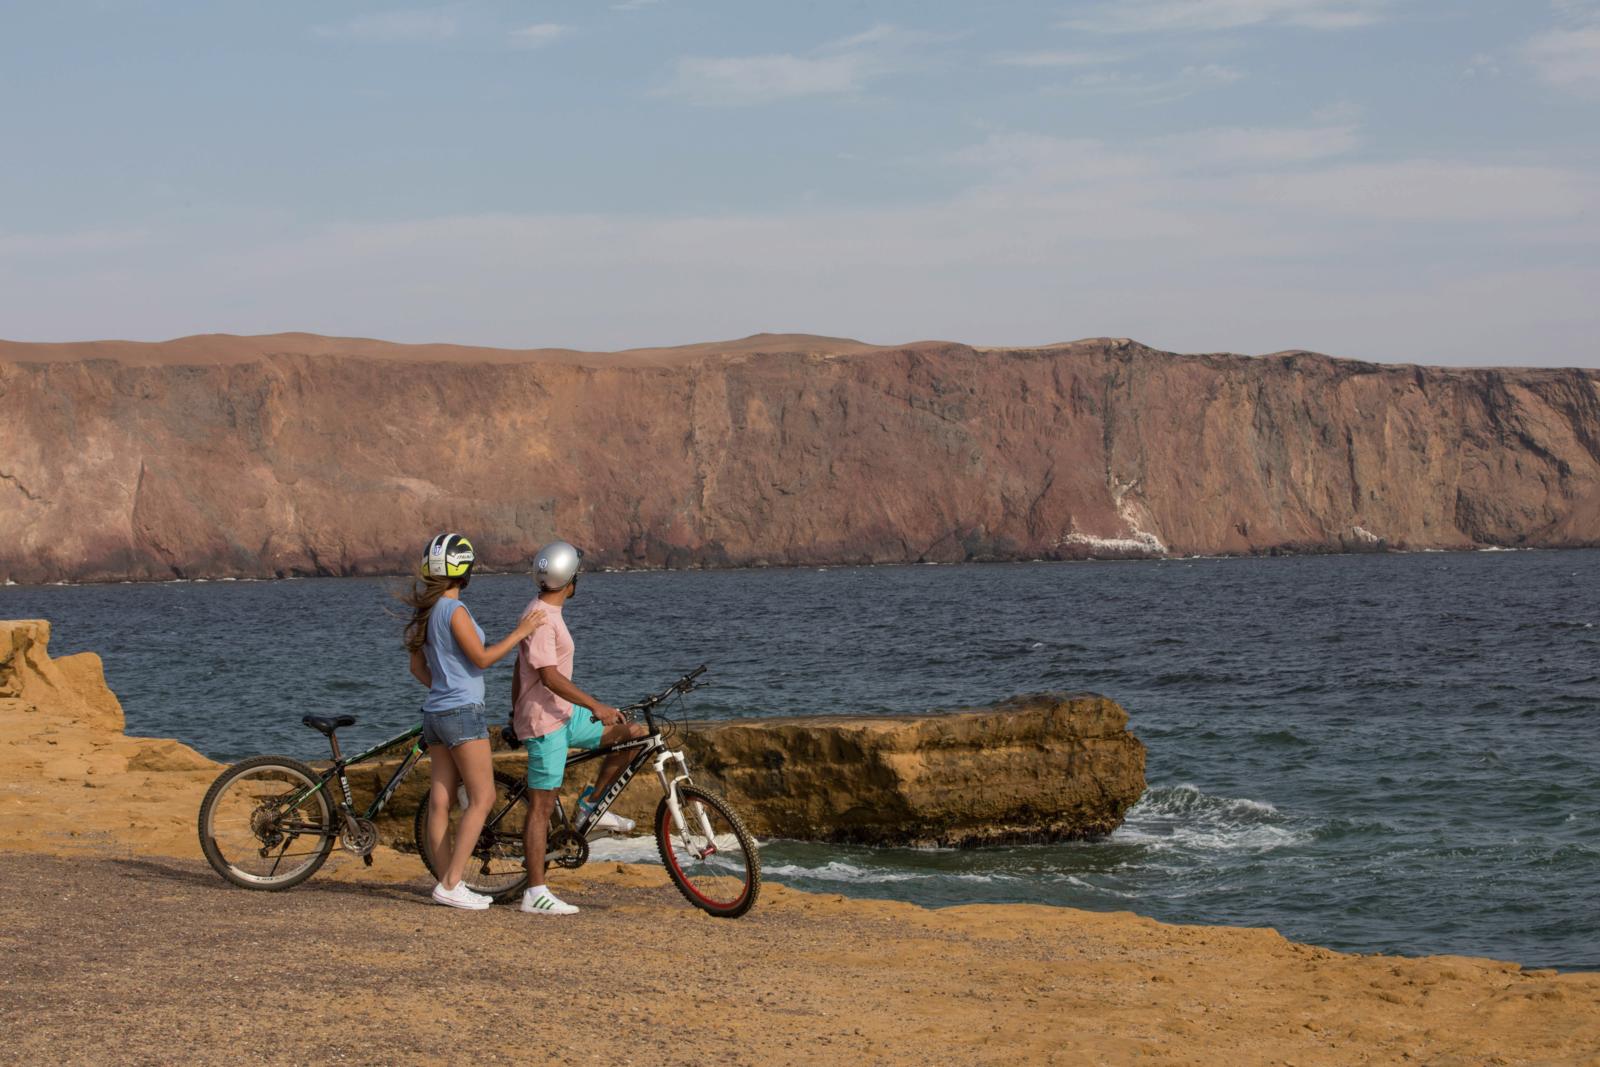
[302,714,356,735]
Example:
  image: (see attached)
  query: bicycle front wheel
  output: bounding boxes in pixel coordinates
[198,755,335,890]
[414,769,532,904]
[655,785,761,918]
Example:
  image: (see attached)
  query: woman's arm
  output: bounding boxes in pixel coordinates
[450,605,545,670]
[409,647,432,687]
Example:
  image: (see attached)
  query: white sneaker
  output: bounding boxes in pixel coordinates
[521,887,579,915]
[593,811,635,833]
[432,881,491,910]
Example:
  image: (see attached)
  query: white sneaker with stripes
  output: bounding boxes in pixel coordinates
[521,886,579,915]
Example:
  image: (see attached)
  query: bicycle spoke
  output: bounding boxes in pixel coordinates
[201,760,333,888]
[656,787,759,917]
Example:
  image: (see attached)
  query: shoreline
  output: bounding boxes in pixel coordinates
[0,542,1583,590]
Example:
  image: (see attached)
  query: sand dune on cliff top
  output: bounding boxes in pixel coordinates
[0,330,1198,369]
[6,330,1599,375]
[0,330,897,367]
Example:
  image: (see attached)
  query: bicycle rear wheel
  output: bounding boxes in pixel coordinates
[198,756,335,890]
[414,769,531,904]
[655,784,761,918]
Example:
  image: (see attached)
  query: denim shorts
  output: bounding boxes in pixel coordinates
[421,702,489,749]
[524,706,605,790]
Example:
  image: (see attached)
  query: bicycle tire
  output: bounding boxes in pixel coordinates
[655,784,761,918]
[198,755,335,891]
[414,769,532,904]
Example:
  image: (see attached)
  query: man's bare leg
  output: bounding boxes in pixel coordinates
[524,788,558,883]
[587,721,649,802]
[521,788,579,914]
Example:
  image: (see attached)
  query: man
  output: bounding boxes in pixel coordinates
[510,540,649,916]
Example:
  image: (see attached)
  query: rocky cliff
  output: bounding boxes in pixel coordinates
[0,619,217,855]
[3,332,1598,582]
[353,692,1147,848]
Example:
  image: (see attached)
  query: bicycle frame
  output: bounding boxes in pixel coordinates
[284,724,427,828]
[483,669,718,852]
[550,732,706,843]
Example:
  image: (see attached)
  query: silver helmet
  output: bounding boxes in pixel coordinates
[534,540,583,591]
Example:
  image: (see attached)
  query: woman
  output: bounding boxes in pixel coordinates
[403,532,544,909]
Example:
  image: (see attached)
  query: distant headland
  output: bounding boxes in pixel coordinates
[2,332,1597,584]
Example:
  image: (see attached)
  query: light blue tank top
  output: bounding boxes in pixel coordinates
[422,598,485,712]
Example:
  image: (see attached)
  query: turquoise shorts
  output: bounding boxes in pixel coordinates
[524,706,605,791]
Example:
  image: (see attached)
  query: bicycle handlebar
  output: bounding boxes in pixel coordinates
[504,666,707,746]
[624,664,709,719]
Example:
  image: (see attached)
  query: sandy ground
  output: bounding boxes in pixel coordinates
[7,848,1599,1067]
[4,639,1600,1065]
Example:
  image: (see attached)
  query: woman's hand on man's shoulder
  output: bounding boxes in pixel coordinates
[516,607,547,638]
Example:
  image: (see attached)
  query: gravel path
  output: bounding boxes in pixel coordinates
[0,851,973,1066]
[5,850,1599,1066]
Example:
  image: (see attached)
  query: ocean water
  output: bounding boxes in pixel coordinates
[6,552,1597,969]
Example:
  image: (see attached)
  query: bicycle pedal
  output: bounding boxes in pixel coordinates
[362,854,373,867]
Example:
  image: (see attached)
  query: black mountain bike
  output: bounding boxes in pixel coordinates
[415,666,761,918]
[197,715,428,890]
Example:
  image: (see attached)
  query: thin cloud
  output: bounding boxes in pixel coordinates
[1155,122,1361,164]
[1064,0,1394,34]
[1053,63,1245,101]
[311,8,459,43]
[662,53,869,105]
[994,50,1124,68]
[509,23,570,48]
[1248,160,1593,221]
[660,24,951,106]
[0,228,152,258]
[1523,25,1600,93]
[949,121,1359,188]
[612,0,662,8]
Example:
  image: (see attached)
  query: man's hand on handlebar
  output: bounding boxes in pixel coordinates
[592,702,625,727]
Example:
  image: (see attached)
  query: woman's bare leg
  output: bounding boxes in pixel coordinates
[426,742,460,877]
[443,738,495,889]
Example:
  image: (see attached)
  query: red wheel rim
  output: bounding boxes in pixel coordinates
[658,800,751,911]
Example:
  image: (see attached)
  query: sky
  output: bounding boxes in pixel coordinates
[1,0,1597,365]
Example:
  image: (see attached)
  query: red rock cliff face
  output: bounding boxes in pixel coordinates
[2,333,1598,582]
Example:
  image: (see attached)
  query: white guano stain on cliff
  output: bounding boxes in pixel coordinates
[1054,476,1169,556]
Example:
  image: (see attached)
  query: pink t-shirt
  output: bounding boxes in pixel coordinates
[513,598,575,740]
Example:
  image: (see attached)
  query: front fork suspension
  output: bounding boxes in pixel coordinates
[653,749,718,857]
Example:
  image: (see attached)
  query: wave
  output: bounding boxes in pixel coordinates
[1133,784,1281,821]
[1252,729,1313,747]
[1151,671,1241,687]
[585,834,1020,889]
[1118,784,1306,854]
[763,861,1008,886]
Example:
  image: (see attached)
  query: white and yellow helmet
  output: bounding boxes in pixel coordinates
[421,532,476,580]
